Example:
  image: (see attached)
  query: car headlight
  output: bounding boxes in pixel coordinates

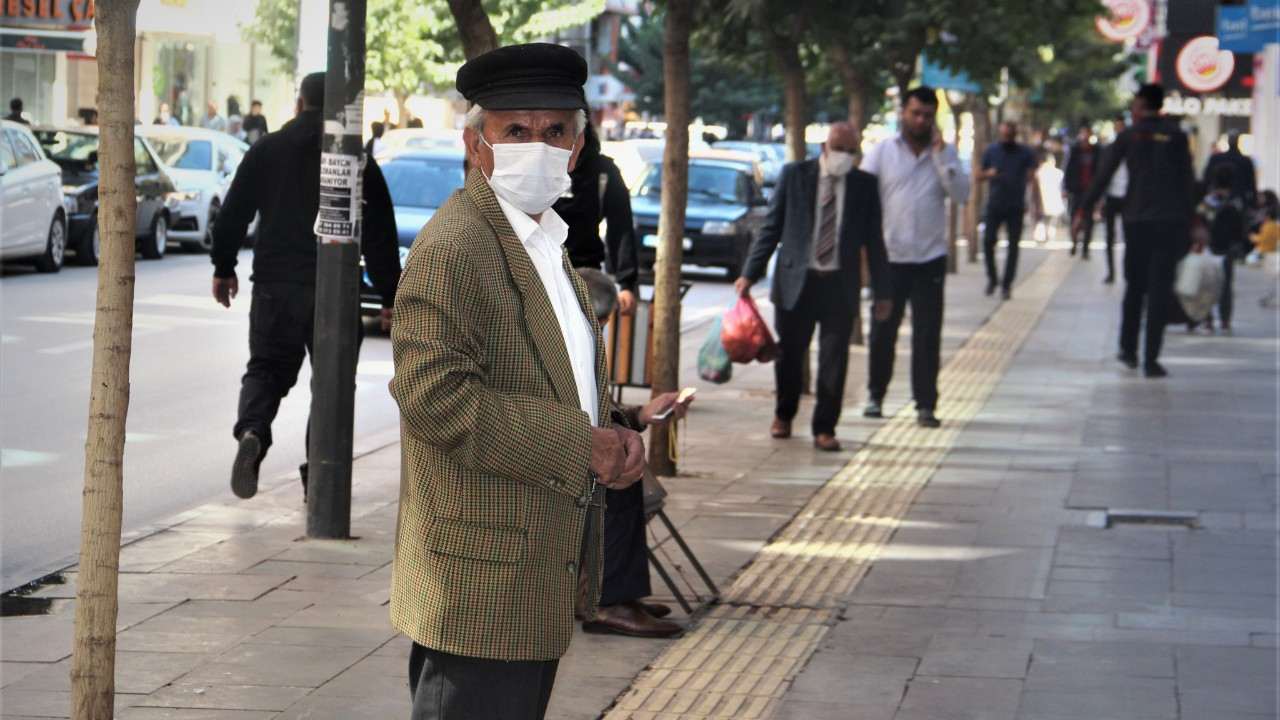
[701,220,738,236]
[168,190,199,205]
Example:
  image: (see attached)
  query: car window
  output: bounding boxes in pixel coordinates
[10,130,40,167]
[635,163,743,204]
[0,132,16,172]
[150,138,211,170]
[38,131,98,162]
[134,139,158,175]
[381,158,466,209]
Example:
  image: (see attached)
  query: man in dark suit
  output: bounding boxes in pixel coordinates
[734,121,892,452]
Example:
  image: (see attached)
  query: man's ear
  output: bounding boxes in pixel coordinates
[568,131,585,172]
[463,127,483,169]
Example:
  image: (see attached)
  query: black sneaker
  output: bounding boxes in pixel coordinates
[862,398,883,418]
[1001,287,1012,301]
[231,431,262,499]
[1116,351,1139,369]
[1143,362,1168,378]
[984,280,996,296]
[917,409,941,428]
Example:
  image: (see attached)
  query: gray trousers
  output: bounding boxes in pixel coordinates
[409,642,558,720]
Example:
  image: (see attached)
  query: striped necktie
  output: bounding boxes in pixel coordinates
[815,179,837,265]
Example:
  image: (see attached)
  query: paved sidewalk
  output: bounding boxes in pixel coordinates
[1,245,1275,720]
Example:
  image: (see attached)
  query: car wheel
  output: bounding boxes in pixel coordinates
[76,214,101,266]
[34,213,67,273]
[142,212,168,260]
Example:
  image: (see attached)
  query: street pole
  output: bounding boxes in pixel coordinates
[307,0,365,539]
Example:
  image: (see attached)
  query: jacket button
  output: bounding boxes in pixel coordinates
[567,562,577,574]
[575,495,588,507]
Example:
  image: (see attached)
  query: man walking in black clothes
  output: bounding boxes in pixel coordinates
[1075,83,1197,379]
[978,121,1037,299]
[210,72,401,498]
[1064,123,1099,258]
[1101,116,1129,283]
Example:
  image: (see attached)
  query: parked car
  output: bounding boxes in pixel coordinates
[377,128,464,159]
[138,126,254,252]
[32,126,179,264]
[712,140,784,186]
[359,147,466,314]
[0,119,66,272]
[631,157,769,277]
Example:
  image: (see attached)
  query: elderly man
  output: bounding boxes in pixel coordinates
[734,121,892,452]
[389,43,646,720]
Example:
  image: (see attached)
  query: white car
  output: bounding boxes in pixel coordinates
[0,119,66,272]
[138,126,253,252]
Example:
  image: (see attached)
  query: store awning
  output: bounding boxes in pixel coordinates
[1,28,92,55]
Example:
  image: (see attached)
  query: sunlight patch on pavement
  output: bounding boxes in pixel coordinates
[0,448,59,468]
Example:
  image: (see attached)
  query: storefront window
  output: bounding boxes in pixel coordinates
[0,51,57,125]
[153,40,203,126]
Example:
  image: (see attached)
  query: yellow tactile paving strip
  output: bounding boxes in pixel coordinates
[604,253,1076,720]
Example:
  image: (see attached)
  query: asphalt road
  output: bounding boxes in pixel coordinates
[0,251,740,591]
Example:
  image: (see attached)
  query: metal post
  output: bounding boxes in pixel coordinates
[307,0,365,539]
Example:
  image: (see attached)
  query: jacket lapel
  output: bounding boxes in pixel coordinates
[799,159,820,248]
[466,169,583,413]
[560,249,611,427]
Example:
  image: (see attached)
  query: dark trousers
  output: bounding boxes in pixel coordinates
[1103,195,1124,277]
[1215,254,1235,326]
[408,643,558,720]
[983,205,1023,290]
[868,256,946,411]
[1120,221,1188,364]
[1068,193,1094,255]
[600,481,649,606]
[774,271,857,436]
[234,281,362,480]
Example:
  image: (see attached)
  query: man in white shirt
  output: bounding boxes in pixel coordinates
[859,86,970,428]
[389,43,645,720]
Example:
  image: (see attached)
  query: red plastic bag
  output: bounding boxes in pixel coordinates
[721,295,777,364]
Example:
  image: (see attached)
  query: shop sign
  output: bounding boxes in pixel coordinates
[1219,1,1280,52]
[0,28,86,53]
[1162,91,1254,116]
[1176,36,1236,93]
[1096,0,1152,42]
[0,0,94,26]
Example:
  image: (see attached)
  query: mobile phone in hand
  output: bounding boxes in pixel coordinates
[650,387,697,421]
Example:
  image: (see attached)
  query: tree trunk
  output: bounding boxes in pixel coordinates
[70,0,141,716]
[967,97,992,264]
[647,0,693,476]
[830,45,866,131]
[762,25,807,163]
[445,0,497,59]
[395,91,408,132]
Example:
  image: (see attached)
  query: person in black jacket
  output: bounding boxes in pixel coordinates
[734,121,892,451]
[1063,123,1099,258]
[553,122,640,314]
[210,72,401,499]
[1075,83,1197,378]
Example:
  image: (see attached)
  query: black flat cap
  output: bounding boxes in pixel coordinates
[456,43,588,112]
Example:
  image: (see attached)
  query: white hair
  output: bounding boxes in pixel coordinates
[465,104,588,137]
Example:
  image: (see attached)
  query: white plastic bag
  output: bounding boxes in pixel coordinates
[1174,250,1223,323]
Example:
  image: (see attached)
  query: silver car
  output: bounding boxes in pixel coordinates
[0,119,66,272]
[138,126,253,252]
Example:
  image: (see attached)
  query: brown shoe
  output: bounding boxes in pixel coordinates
[583,602,683,638]
[640,601,672,618]
[813,434,841,452]
[770,418,792,438]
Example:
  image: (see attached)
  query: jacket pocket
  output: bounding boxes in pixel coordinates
[425,517,527,564]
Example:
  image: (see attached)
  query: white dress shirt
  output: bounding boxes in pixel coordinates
[861,135,970,264]
[809,153,847,271]
[494,195,600,426]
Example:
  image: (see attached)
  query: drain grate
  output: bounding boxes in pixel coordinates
[1104,509,1199,530]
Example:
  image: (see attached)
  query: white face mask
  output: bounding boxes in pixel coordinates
[479,134,574,214]
[825,149,855,176]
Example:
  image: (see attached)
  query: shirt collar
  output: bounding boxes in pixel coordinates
[494,193,569,250]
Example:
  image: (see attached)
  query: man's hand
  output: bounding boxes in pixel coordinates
[872,299,892,322]
[931,129,946,154]
[213,277,238,308]
[980,167,998,181]
[380,307,394,332]
[588,427,626,485]
[611,426,645,488]
[617,289,637,317]
[733,277,753,297]
[639,390,694,426]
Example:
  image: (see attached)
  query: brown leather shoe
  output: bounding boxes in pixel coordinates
[583,602,683,638]
[770,418,792,438]
[813,434,841,452]
[640,601,671,618]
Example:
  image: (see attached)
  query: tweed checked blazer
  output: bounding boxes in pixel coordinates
[389,168,612,662]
